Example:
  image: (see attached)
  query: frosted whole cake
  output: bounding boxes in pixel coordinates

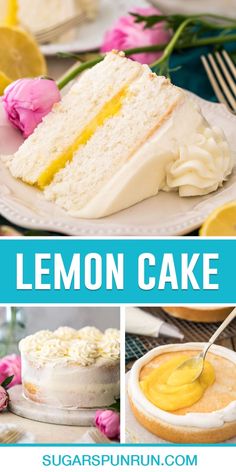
[5,51,233,218]
[19,326,120,409]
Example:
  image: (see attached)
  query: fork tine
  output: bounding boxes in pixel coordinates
[208,53,236,110]
[215,52,236,98]
[36,22,80,43]
[35,14,86,43]
[201,55,229,108]
[1,430,23,444]
[222,50,236,79]
[36,13,85,36]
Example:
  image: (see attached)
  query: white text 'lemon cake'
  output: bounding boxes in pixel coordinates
[5,51,233,218]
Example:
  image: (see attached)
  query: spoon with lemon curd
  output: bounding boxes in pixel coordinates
[167,307,236,387]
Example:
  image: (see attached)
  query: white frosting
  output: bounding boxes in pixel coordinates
[54,326,78,340]
[100,338,120,361]
[39,338,69,360]
[129,343,236,429]
[68,339,99,366]
[74,98,233,218]
[104,328,120,341]
[165,124,232,196]
[79,326,103,342]
[19,330,53,352]
[19,326,120,366]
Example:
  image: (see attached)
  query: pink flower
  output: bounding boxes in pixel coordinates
[0,354,21,388]
[3,78,61,138]
[0,386,8,411]
[95,410,120,439]
[101,7,171,65]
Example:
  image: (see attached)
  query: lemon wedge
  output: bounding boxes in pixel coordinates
[200,201,236,236]
[0,70,12,93]
[0,26,47,95]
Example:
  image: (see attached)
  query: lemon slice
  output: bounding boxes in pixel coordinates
[0,25,47,95]
[0,71,12,93]
[199,201,236,236]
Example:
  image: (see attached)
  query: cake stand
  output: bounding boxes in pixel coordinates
[8,385,98,426]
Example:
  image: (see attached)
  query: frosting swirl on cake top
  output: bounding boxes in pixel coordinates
[69,340,99,366]
[19,326,120,365]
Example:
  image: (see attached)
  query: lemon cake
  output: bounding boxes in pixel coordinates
[19,326,120,409]
[5,51,233,219]
[128,343,236,443]
[163,306,232,323]
[0,0,98,37]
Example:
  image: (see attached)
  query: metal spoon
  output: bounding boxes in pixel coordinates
[167,307,236,387]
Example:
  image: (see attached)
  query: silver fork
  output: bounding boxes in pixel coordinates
[201,50,236,113]
[34,13,87,44]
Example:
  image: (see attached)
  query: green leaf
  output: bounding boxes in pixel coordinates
[131,13,185,30]
[1,375,14,389]
[109,399,120,412]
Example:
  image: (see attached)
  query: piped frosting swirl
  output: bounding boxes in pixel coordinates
[19,326,120,366]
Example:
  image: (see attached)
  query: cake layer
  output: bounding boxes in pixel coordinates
[7,52,142,184]
[163,306,232,323]
[22,354,120,408]
[129,343,236,429]
[45,69,182,212]
[38,86,128,188]
[140,350,236,415]
[66,97,232,218]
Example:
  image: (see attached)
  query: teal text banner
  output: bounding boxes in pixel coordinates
[0,237,235,304]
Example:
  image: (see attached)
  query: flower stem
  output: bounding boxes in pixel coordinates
[56,21,236,89]
[151,18,195,68]
[183,33,236,48]
[57,57,103,89]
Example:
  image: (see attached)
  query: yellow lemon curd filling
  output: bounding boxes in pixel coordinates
[37,87,128,189]
[140,354,215,412]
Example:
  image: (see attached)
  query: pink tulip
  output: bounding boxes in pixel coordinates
[3,77,61,138]
[0,354,21,388]
[101,7,171,65]
[0,386,8,411]
[95,410,120,439]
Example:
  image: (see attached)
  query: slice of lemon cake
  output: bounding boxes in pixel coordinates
[5,51,233,219]
[0,0,98,36]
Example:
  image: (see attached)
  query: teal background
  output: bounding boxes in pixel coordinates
[0,238,235,304]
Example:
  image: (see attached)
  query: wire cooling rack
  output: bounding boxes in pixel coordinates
[125,307,236,363]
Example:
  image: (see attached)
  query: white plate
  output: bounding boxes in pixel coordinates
[0,93,235,236]
[41,0,150,56]
[150,0,236,16]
